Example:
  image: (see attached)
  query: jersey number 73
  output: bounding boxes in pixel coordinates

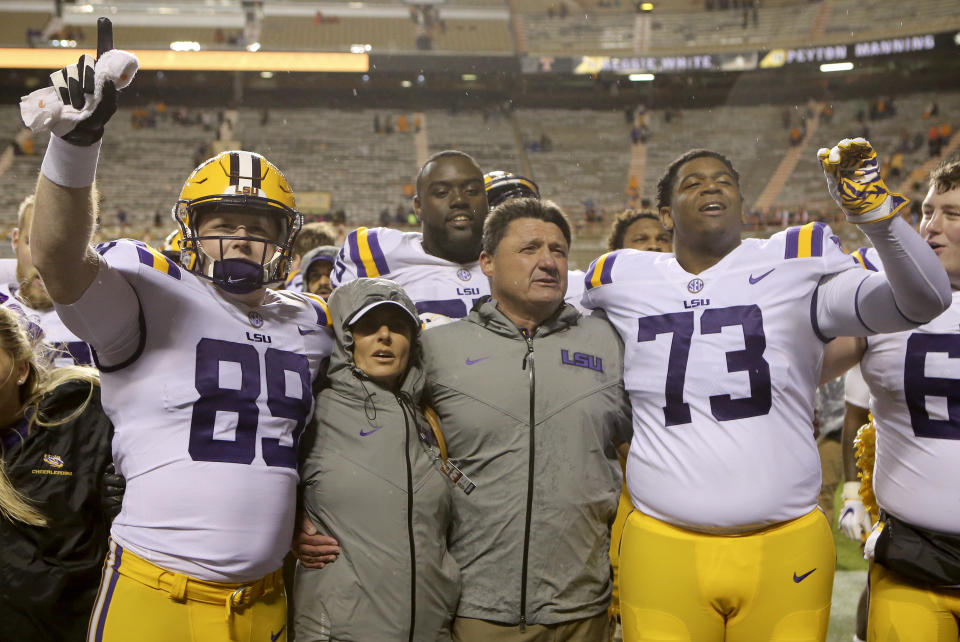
[637,305,772,426]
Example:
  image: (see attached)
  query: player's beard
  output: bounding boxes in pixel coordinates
[16,269,53,311]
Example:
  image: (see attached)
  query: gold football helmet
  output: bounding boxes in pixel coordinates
[173,150,302,293]
[483,171,540,208]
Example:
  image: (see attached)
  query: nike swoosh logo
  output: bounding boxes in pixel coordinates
[298,326,315,335]
[271,626,285,642]
[793,568,816,583]
[465,356,489,365]
[226,276,246,284]
[840,508,853,520]
[359,426,383,437]
[749,268,775,284]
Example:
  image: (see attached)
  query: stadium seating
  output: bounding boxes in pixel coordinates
[0,11,52,47]
[2,96,956,260]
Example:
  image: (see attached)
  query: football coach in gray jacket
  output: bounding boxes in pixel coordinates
[421,197,632,641]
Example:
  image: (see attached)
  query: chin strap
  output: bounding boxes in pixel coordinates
[209,257,265,294]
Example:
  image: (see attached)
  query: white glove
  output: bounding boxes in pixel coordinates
[817,138,909,225]
[19,18,137,145]
[838,481,873,542]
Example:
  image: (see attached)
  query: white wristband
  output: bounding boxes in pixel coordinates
[40,134,101,188]
[842,481,861,501]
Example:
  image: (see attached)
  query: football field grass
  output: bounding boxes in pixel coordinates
[827,484,869,642]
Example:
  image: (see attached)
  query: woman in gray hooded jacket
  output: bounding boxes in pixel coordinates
[294,277,460,642]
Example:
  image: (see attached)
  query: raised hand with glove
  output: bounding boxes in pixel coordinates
[817,137,909,225]
[20,18,136,147]
[22,18,137,191]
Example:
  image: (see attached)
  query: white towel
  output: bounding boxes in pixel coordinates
[19,49,139,137]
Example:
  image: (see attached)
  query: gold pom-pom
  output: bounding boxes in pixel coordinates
[854,416,879,523]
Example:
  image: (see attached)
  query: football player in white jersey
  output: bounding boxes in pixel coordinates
[332,158,584,321]
[27,23,333,642]
[1,194,91,366]
[332,150,490,321]
[582,140,951,642]
[823,156,960,641]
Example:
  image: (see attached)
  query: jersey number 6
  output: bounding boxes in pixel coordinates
[637,305,772,426]
[189,338,312,469]
[904,333,960,440]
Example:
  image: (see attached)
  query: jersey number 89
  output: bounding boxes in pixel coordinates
[189,338,312,469]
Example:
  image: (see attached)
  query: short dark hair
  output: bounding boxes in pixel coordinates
[482,197,572,255]
[415,150,481,196]
[607,208,665,251]
[929,155,960,194]
[656,149,740,210]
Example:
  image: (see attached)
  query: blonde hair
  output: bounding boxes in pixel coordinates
[0,307,99,526]
[16,194,35,231]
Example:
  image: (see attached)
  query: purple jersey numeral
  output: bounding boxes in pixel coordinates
[701,305,772,421]
[416,299,468,319]
[189,338,312,468]
[637,311,694,426]
[904,333,960,440]
[637,305,772,427]
[190,339,260,464]
[333,252,348,283]
[262,348,312,468]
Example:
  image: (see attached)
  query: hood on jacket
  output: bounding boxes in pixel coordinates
[326,278,423,396]
[299,245,339,293]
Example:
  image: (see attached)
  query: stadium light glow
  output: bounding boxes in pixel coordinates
[820,62,853,72]
[461,73,477,81]
[401,80,413,87]
[170,41,201,52]
[246,42,261,52]
[50,39,78,48]
[0,49,369,73]
[954,31,960,46]
[260,71,273,79]
[640,3,654,11]
[628,73,655,81]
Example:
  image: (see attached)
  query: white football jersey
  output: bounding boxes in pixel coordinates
[0,284,92,366]
[332,227,488,320]
[844,363,871,409]
[850,246,881,273]
[61,239,333,582]
[285,267,304,292]
[583,222,860,532]
[0,259,16,288]
[566,268,586,313]
[333,226,585,320]
[860,290,960,533]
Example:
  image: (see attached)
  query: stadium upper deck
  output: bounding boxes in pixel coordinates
[2,0,956,54]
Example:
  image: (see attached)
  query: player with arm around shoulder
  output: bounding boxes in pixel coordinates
[582,142,950,642]
[28,23,333,642]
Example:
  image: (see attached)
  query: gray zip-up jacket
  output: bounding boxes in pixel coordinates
[421,297,631,627]
[294,278,460,642]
